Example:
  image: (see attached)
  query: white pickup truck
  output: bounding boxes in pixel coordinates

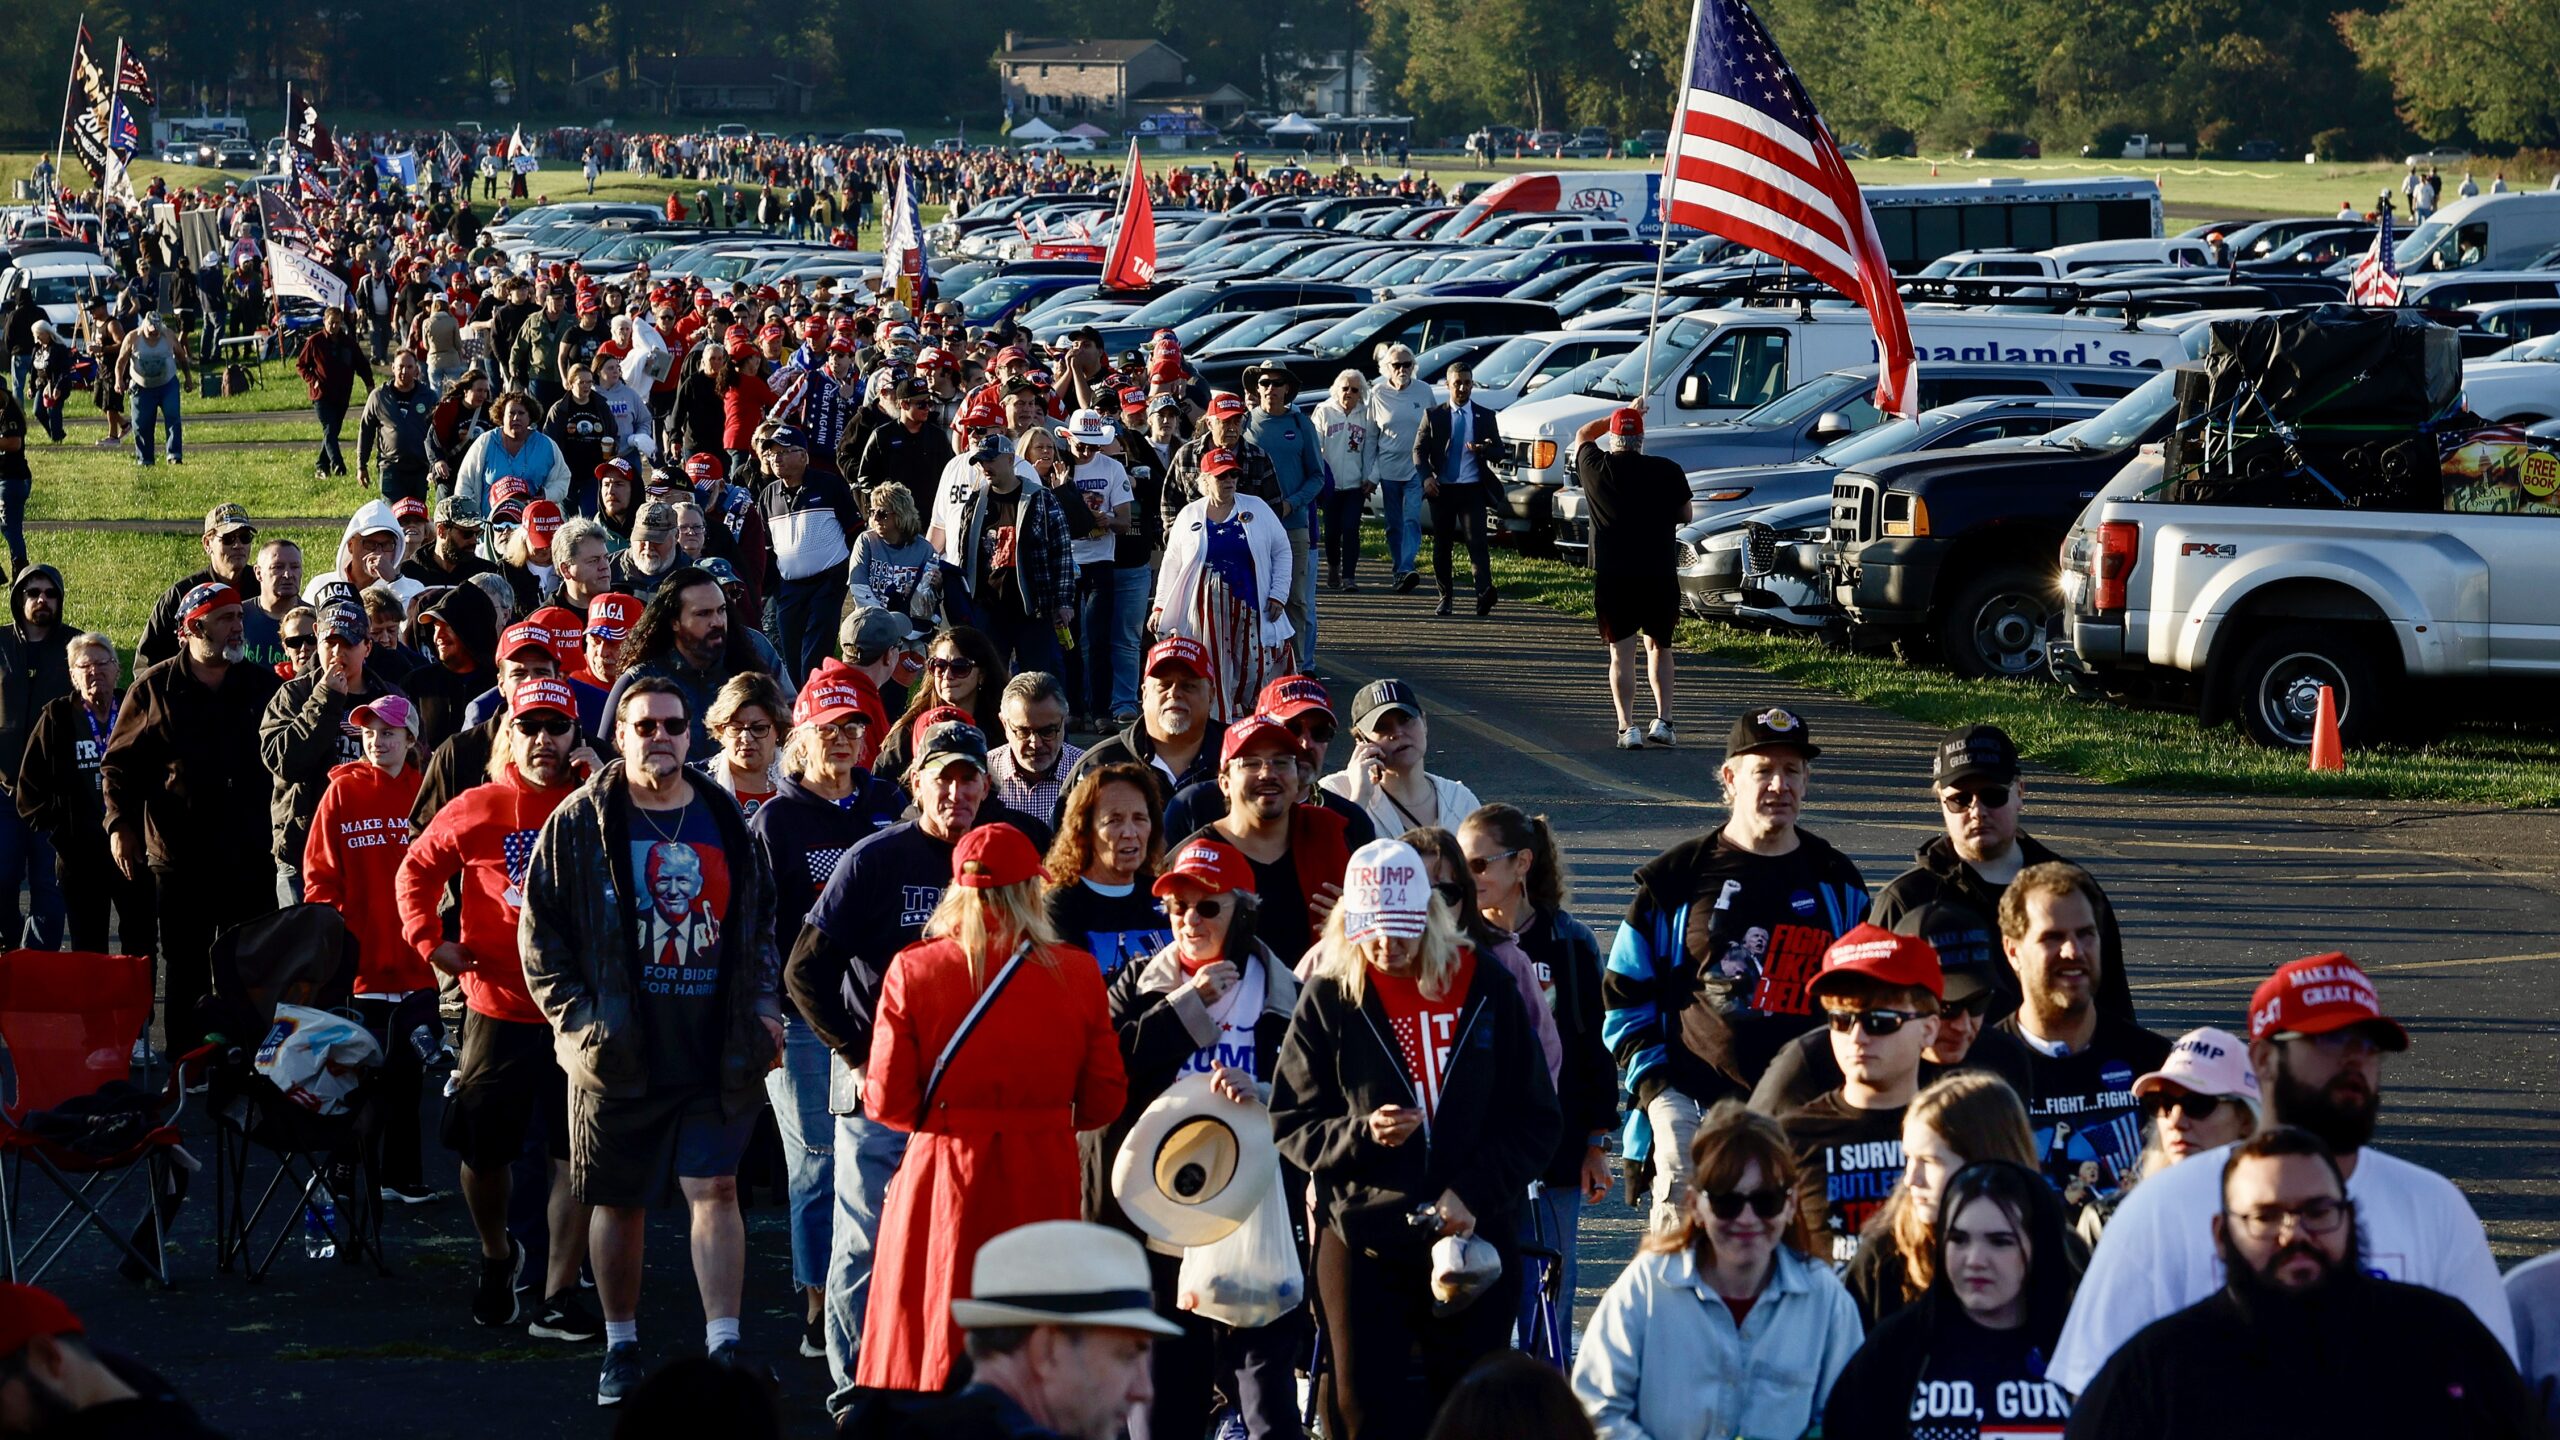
[2054,437,2560,748]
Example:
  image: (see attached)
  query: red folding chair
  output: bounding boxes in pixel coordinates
[0,950,192,1286]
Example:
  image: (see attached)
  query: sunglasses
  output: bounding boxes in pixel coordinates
[928,656,979,677]
[1940,785,2013,812]
[1286,719,1336,747]
[1167,897,1225,919]
[1942,990,1993,1019]
[511,715,573,737]
[2140,1091,2227,1122]
[1824,1007,1930,1037]
[1701,1187,1790,1221]
[625,716,687,738]
[1466,848,1522,875]
[1006,722,1065,741]
[283,635,320,651]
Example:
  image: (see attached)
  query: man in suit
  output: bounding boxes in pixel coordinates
[1412,362,1502,617]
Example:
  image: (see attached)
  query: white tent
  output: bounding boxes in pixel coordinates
[1263,112,1323,137]
[1008,117,1061,143]
[1063,122,1110,140]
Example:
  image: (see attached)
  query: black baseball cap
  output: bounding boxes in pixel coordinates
[1890,900,2000,1005]
[1350,679,1422,735]
[1726,705,1819,761]
[1933,724,2020,787]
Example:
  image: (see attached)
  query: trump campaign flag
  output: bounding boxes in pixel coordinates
[1659,0,1916,414]
[270,241,351,311]
[1101,140,1158,290]
[880,161,928,307]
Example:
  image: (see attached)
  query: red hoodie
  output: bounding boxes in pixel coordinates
[303,759,428,994]
[397,766,577,1024]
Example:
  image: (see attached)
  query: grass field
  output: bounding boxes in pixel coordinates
[1478,540,2560,806]
[41,526,339,662]
[22,441,344,522]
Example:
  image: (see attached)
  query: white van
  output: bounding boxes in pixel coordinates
[2389,191,2560,274]
[1494,303,2214,492]
[2040,237,2212,272]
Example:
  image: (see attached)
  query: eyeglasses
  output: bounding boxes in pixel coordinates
[511,716,573,737]
[1466,848,1522,875]
[1824,1007,1930,1037]
[1229,754,1295,774]
[624,716,687,738]
[1005,722,1065,741]
[283,635,319,651]
[1701,1187,1790,1221]
[1942,990,1993,1019]
[1940,785,2013,812]
[1389,361,1416,371]
[816,717,873,738]
[1167,897,1225,919]
[928,656,979,677]
[2225,1197,2350,1239]
[721,720,776,741]
[2140,1091,2226,1122]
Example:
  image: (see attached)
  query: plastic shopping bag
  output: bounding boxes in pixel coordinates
[253,1004,383,1115]
[1175,1170,1303,1331]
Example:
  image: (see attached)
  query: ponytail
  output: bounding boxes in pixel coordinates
[1463,803,1568,914]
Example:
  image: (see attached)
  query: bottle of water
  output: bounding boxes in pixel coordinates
[303,1185,337,1260]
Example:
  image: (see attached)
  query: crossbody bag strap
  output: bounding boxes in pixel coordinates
[915,938,1034,1129]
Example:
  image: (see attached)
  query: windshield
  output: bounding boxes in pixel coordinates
[1122,288,1218,326]
[2500,332,2560,361]
[29,274,105,306]
[1269,318,1341,348]
[1734,369,1865,427]
[1588,315,1714,400]
[1302,304,1402,360]
[2046,369,2179,451]
[1211,308,1325,351]
[1811,415,1923,466]
[1468,335,1550,390]
[1541,354,1621,399]
[956,275,1043,319]
[1173,311,1250,347]
[1369,254,1445,286]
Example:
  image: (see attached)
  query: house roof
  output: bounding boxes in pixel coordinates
[998,38,1179,67]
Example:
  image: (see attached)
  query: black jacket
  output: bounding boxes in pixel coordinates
[102,652,281,871]
[16,691,114,858]
[1413,400,1501,487]
[404,582,499,752]
[1514,905,1619,1187]
[1272,950,1560,1252]
[1869,832,2133,1025]
[1053,718,1229,829]
[258,667,408,870]
[0,565,72,788]
[2066,1275,2537,1440]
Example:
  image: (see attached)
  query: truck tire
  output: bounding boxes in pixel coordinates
[1936,564,2058,681]
[2229,623,2384,750]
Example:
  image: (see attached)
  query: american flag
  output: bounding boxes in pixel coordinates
[116,50,156,108]
[502,829,540,890]
[1660,0,1916,414]
[2351,210,2401,306]
[767,366,812,426]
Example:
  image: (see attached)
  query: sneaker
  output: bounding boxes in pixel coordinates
[530,1289,605,1343]
[801,1313,825,1359]
[1434,596,1455,617]
[709,1340,776,1384]
[1393,571,1420,594]
[1340,578,1362,593]
[381,1182,444,1205]
[1616,726,1645,751]
[472,1238,524,1328]
[1476,590,1498,617]
[1646,719,1676,748]
[597,1342,646,1406]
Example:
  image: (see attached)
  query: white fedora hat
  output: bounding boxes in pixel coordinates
[1111,1070,1279,1249]
[949,1221,1180,1336]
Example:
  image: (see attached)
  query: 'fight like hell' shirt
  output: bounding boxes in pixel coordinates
[1781,1091,1908,1269]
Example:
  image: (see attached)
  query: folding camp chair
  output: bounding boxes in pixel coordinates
[1513,1182,1571,1369]
[194,904,393,1280]
[0,950,193,1285]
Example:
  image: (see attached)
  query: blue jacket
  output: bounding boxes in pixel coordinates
[748,770,903,949]
[1246,407,1327,531]
[1571,1244,1863,1440]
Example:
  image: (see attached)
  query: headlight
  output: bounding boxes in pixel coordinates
[1699,487,1752,503]
[1529,439,1556,470]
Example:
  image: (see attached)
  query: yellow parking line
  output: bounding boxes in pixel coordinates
[1318,653,1694,806]
[2130,950,2560,992]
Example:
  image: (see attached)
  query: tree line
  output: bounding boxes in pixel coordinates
[0,0,2549,159]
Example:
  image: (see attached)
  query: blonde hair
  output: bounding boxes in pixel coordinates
[922,876,1064,990]
[1310,888,1468,1007]
[1878,1071,2038,1299]
[866,481,920,541]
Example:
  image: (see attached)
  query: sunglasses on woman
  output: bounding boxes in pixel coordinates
[1701,1187,1790,1221]
[2140,1091,2226,1121]
[928,656,978,677]
[1167,897,1225,919]
[1824,1007,1928,1037]
[1466,847,1522,875]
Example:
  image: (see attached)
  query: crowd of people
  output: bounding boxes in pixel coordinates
[0,155,2553,1440]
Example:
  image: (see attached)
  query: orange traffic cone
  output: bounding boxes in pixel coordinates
[1929,162,1940,176]
[2308,685,2345,773]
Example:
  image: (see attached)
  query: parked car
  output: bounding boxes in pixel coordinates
[1190,296,1563,397]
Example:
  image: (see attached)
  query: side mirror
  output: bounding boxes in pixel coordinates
[1812,411,1854,442]
[1677,374,1707,408]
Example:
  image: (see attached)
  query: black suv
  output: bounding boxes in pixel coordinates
[1192,297,1562,395]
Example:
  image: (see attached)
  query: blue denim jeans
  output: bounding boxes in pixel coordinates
[8,353,28,405]
[763,1018,835,1290]
[130,381,183,465]
[0,471,27,575]
[774,571,849,687]
[1516,1183,1585,1365]
[823,1064,910,1417]
[1109,563,1152,716]
[0,806,64,950]
[1379,479,1421,579]
[1285,525,1316,666]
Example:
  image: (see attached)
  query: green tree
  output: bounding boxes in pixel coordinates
[2342,0,2560,148]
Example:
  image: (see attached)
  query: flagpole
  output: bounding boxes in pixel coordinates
[105,35,130,207]
[51,14,87,202]
[1640,5,1707,403]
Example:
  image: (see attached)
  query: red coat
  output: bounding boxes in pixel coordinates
[396,767,578,1023]
[857,936,1126,1391]
[302,760,426,994]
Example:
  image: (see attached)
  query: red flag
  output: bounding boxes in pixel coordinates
[1660,0,1915,414]
[1101,140,1157,291]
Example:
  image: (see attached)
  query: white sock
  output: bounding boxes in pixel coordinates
[605,1320,637,1348]
[705,1317,741,1351]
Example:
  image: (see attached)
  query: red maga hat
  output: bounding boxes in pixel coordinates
[1153,837,1257,898]
[2248,953,2410,1050]
[952,824,1043,889]
[1806,923,1944,1002]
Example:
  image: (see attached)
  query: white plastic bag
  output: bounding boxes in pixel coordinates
[1175,1170,1303,1330]
[253,1005,383,1116]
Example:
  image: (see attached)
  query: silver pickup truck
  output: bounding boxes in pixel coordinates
[2055,443,2560,748]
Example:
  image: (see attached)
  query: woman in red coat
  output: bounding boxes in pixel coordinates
[857,822,1128,1392]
